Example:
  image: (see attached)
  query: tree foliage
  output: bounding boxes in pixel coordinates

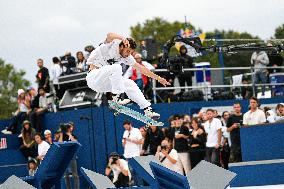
[0,58,30,119]
[275,24,284,39]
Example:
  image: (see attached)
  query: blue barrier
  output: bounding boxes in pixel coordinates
[240,124,284,161]
[229,159,284,187]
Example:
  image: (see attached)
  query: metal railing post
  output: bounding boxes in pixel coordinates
[153,78,157,104]
[202,67,208,101]
[250,65,256,96]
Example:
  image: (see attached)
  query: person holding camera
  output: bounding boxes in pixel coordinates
[227,102,243,163]
[155,140,183,175]
[105,152,131,187]
[142,125,164,156]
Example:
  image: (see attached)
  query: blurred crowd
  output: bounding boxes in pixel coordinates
[105,97,284,187]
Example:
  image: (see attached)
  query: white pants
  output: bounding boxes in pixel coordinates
[178,152,191,175]
[86,64,151,109]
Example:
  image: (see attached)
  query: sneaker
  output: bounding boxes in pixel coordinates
[18,133,22,138]
[144,107,160,118]
[112,94,131,105]
[1,129,12,135]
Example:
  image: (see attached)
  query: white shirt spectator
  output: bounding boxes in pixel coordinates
[243,108,266,125]
[50,64,62,85]
[266,110,276,123]
[204,118,222,147]
[123,128,143,159]
[251,51,269,72]
[157,149,183,175]
[86,39,136,67]
[38,140,50,160]
[110,159,131,183]
[39,93,50,109]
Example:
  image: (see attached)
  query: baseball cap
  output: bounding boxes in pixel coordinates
[44,130,51,135]
[17,89,25,96]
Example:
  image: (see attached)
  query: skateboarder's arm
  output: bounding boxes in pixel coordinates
[105,33,124,43]
[133,62,170,87]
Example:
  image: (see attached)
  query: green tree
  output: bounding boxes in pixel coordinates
[275,24,284,39]
[0,58,30,119]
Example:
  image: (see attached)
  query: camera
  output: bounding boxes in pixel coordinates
[167,56,185,75]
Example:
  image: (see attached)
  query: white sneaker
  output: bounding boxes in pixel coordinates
[1,129,12,135]
[144,107,160,118]
[18,133,22,138]
[112,94,131,106]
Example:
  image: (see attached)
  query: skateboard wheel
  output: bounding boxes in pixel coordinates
[114,112,120,116]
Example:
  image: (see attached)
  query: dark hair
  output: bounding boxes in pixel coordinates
[120,38,137,49]
[179,45,187,53]
[222,111,230,118]
[38,87,45,93]
[250,96,259,103]
[22,121,32,139]
[34,132,42,139]
[52,57,60,64]
[37,58,43,62]
[234,102,242,107]
[206,109,214,113]
[123,120,132,126]
[76,51,84,60]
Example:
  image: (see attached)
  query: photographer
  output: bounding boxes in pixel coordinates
[177,45,194,93]
[59,122,80,189]
[155,140,183,175]
[105,152,131,187]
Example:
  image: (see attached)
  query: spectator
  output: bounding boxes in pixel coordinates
[220,126,230,170]
[59,122,80,189]
[275,103,284,122]
[173,115,191,174]
[251,51,269,97]
[139,127,147,155]
[155,140,183,175]
[124,53,152,91]
[76,51,87,72]
[204,109,222,166]
[221,111,230,126]
[243,97,266,126]
[241,76,253,99]
[36,58,50,93]
[267,46,283,74]
[27,158,38,176]
[183,114,191,129]
[84,45,95,60]
[142,125,164,156]
[226,102,243,163]
[53,130,61,142]
[50,57,63,98]
[35,133,50,162]
[188,117,206,169]
[27,87,40,112]
[163,115,176,142]
[139,40,147,60]
[105,152,131,187]
[2,89,30,134]
[44,130,53,145]
[19,120,37,159]
[29,87,49,132]
[61,52,76,75]
[122,120,143,159]
[177,45,194,93]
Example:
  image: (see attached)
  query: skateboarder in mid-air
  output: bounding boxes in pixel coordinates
[86,33,170,118]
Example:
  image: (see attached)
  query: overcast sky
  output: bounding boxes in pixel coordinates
[0,0,283,86]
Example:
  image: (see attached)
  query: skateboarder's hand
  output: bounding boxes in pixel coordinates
[157,76,171,87]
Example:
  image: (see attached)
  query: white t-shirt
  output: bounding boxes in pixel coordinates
[123,128,142,159]
[204,118,222,147]
[38,141,50,160]
[86,39,136,67]
[50,64,62,84]
[243,108,266,125]
[110,159,131,183]
[157,149,183,175]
